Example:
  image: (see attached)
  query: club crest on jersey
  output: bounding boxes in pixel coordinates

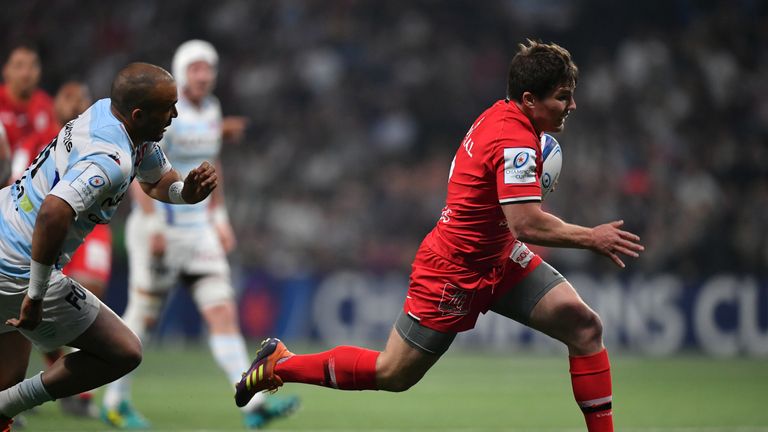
[438,283,474,316]
[503,147,536,184]
[88,175,105,187]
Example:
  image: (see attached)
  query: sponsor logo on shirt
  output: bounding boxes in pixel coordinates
[509,240,534,268]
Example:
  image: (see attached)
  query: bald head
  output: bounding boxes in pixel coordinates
[110,62,175,117]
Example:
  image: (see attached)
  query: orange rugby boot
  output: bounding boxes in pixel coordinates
[235,338,294,408]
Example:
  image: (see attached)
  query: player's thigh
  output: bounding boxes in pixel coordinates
[490,260,565,325]
[68,302,141,363]
[10,274,101,353]
[526,280,600,346]
[125,210,177,293]
[177,226,230,279]
[0,331,31,389]
[377,325,444,390]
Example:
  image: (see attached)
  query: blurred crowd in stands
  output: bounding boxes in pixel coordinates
[2,0,766,278]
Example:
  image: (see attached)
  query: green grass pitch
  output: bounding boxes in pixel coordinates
[20,345,768,431]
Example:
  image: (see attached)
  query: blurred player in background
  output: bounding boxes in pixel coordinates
[0,43,56,184]
[235,41,644,432]
[0,62,218,432]
[101,40,299,430]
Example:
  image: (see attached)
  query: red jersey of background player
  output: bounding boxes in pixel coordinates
[426,99,543,268]
[0,84,56,153]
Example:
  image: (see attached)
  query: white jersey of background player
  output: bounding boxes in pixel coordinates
[101,40,298,430]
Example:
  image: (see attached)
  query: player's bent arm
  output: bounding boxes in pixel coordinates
[502,202,593,249]
[31,195,77,265]
[503,202,644,268]
[138,168,183,203]
[24,195,77,301]
[138,161,217,205]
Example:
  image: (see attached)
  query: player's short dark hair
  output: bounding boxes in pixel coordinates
[506,40,578,101]
[110,63,173,116]
[3,41,40,65]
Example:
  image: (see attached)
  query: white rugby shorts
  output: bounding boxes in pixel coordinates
[0,271,101,352]
[125,209,233,307]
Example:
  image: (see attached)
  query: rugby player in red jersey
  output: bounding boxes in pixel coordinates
[0,43,56,182]
[235,40,644,432]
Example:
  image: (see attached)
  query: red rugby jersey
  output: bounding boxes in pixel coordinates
[0,84,56,151]
[426,99,542,268]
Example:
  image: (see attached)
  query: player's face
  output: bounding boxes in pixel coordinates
[530,85,576,133]
[54,83,92,125]
[184,60,215,103]
[2,48,41,99]
[137,81,178,142]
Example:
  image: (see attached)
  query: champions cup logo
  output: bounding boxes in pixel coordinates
[513,152,530,168]
[504,147,537,184]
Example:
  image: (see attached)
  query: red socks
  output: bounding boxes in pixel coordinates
[274,344,611,431]
[275,346,379,390]
[569,349,614,432]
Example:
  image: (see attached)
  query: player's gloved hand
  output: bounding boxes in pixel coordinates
[5,295,44,330]
[182,161,217,204]
[589,220,644,268]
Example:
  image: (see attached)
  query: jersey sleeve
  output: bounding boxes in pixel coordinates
[135,142,172,184]
[49,153,125,215]
[491,134,542,204]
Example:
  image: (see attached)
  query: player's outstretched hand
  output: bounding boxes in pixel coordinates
[182,161,217,204]
[590,220,644,268]
[5,295,43,330]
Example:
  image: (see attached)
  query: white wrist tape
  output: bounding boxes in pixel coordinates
[28,259,53,300]
[168,181,186,204]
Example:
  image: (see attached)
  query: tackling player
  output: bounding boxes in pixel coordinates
[101,40,298,430]
[43,81,113,417]
[234,41,643,432]
[0,63,217,432]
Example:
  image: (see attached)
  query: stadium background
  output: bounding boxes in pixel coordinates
[3,0,767,430]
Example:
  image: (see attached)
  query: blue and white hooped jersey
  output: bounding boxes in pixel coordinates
[0,98,171,278]
[147,94,221,227]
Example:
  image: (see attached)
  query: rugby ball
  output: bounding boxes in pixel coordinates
[540,133,562,200]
